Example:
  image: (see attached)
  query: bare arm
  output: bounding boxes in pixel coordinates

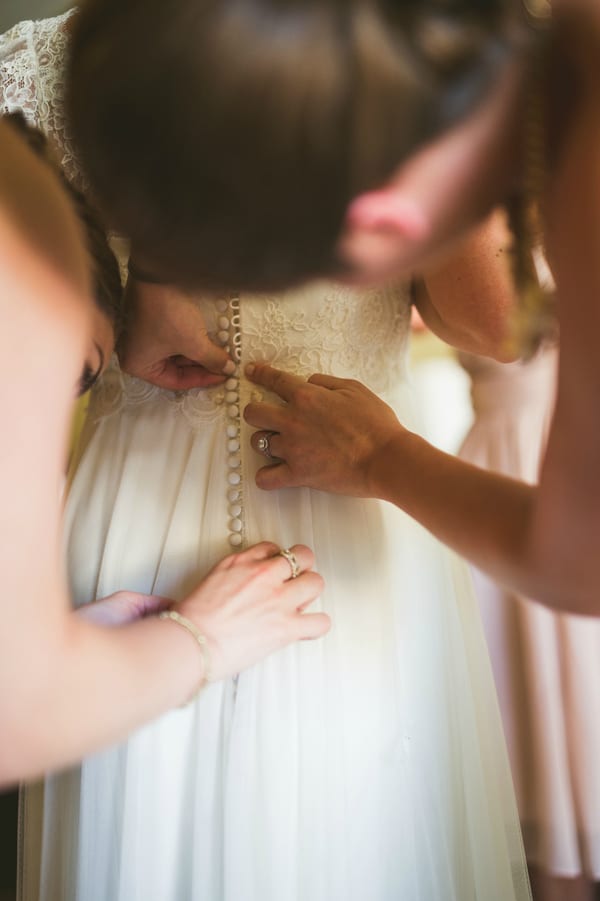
[243,22,600,616]
[525,25,600,611]
[415,208,518,361]
[0,128,328,785]
[0,246,327,783]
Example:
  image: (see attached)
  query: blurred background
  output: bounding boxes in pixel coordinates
[0,2,71,32]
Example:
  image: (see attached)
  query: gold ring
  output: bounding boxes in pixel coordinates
[278,547,300,579]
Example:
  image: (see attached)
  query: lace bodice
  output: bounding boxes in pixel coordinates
[0,11,82,187]
[89,282,412,431]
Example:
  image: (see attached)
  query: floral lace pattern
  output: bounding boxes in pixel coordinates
[0,11,83,187]
[89,285,411,431]
[243,281,411,395]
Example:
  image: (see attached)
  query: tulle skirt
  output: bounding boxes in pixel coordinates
[19,375,530,901]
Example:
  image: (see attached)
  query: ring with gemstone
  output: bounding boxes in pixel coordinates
[278,547,300,579]
[257,431,276,459]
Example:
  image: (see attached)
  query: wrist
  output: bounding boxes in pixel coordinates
[158,610,212,705]
[365,427,422,503]
[147,611,208,708]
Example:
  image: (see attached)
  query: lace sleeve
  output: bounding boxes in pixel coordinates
[0,20,37,120]
[0,12,83,189]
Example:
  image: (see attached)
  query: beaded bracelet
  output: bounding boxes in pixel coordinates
[159,610,212,705]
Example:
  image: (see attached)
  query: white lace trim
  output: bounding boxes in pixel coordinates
[89,283,411,432]
[0,11,83,187]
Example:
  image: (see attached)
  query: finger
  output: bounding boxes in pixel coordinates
[236,540,282,563]
[278,569,323,606]
[244,402,287,432]
[188,336,233,375]
[294,611,332,640]
[296,575,326,611]
[268,543,316,582]
[245,362,306,401]
[250,429,283,460]
[255,461,296,491]
[213,540,282,573]
[308,372,350,390]
[159,360,228,390]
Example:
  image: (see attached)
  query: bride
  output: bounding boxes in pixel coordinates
[3,11,529,901]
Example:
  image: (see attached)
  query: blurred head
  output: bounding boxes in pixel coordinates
[68,0,529,292]
[4,113,122,393]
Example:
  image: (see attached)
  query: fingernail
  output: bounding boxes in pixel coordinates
[245,363,255,377]
[223,360,236,375]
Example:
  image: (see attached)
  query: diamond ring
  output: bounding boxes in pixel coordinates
[278,547,300,579]
[257,432,276,458]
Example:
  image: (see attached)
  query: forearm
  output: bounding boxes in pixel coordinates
[0,603,203,785]
[0,538,327,786]
[369,430,591,611]
[245,363,599,614]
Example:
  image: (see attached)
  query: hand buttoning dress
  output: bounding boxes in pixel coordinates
[2,14,531,901]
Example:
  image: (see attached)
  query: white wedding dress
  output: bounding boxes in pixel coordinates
[3,13,530,901]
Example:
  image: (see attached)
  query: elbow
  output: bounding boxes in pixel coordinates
[0,714,41,787]
[464,316,520,363]
[489,343,520,364]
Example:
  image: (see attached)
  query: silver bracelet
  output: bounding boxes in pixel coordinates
[159,610,211,705]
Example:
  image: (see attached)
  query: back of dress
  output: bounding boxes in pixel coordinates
[5,16,531,901]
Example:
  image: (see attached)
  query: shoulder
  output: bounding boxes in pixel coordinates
[0,19,36,118]
[0,12,84,185]
[0,119,89,324]
[0,11,74,66]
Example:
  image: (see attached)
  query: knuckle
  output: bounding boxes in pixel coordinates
[260,541,280,559]
[294,384,314,410]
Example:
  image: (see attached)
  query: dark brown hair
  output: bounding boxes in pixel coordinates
[68,0,527,292]
[3,111,123,341]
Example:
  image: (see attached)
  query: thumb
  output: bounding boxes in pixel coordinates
[149,357,229,391]
[184,332,234,376]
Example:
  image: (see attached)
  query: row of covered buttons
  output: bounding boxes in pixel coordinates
[217,296,244,547]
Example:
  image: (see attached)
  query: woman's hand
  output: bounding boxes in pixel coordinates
[77,592,171,626]
[177,541,329,681]
[118,280,235,390]
[244,363,406,497]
